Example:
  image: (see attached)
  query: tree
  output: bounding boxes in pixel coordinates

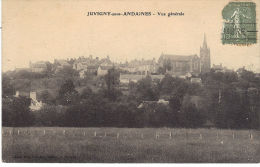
[160,74,175,95]
[238,68,255,82]
[2,74,14,98]
[104,67,121,101]
[64,95,110,127]
[104,67,120,90]
[33,105,66,126]
[247,88,260,129]
[68,58,76,65]
[2,96,34,126]
[159,75,189,99]
[38,90,55,104]
[214,85,247,129]
[45,62,54,77]
[56,66,79,78]
[169,94,182,112]
[157,67,165,74]
[136,75,159,101]
[179,96,205,128]
[187,83,203,96]
[57,79,79,105]
[80,87,93,100]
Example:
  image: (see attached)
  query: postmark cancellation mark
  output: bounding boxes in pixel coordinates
[222,1,257,45]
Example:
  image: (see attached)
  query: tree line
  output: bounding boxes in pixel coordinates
[2,68,260,129]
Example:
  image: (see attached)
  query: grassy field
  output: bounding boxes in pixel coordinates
[2,127,260,163]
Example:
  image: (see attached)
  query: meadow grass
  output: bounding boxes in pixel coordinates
[2,127,260,163]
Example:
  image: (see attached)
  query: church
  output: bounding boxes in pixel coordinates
[158,35,211,75]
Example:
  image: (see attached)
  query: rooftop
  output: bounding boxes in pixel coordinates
[159,54,199,62]
[99,66,113,70]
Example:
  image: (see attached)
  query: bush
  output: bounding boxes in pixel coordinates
[33,105,66,126]
[2,96,34,127]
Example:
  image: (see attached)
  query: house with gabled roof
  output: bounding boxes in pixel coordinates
[86,65,99,75]
[97,65,113,76]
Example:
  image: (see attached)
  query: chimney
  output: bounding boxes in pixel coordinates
[15,91,19,97]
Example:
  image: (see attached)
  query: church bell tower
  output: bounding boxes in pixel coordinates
[200,34,211,73]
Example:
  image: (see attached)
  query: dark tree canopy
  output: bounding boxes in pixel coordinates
[103,67,121,101]
[58,79,79,105]
[2,96,34,127]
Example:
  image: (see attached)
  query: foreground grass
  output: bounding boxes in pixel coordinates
[2,127,260,163]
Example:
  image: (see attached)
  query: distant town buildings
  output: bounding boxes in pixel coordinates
[29,61,48,73]
[86,65,99,76]
[74,61,88,71]
[73,55,113,78]
[15,34,213,83]
[97,66,112,76]
[79,70,87,78]
[118,58,159,75]
[54,59,71,67]
[158,54,200,75]
[15,68,31,73]
[120,74,145,84]
[54,59,72,73]
[119,74,164,84]
[212,63,231,73]
[158,35,211,76]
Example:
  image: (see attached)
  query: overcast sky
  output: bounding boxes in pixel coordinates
[2,0,260,72]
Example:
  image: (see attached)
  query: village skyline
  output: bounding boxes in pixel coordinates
[5,35,258,74]
[4,55,258,73]
[2,0,260,73]
[3,36,260,73]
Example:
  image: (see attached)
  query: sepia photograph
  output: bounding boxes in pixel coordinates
[1,0,260,163]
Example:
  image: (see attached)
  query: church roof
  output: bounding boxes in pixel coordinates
[160,54,198,62]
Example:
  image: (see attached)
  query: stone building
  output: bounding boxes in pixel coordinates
[73,62,89,71]
[122,58,158,74]
[97,66,113,76]
[14,91,43,111]
[86,65,99,75]
[158,35,211,75]
[29,91,43,111]
[29,61,48,73]
[158,54,200,75]
[79,69,87,78]
[54,59,72,73]
[54,59,71,67]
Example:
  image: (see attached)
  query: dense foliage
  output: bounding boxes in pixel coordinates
[2,67,260,129]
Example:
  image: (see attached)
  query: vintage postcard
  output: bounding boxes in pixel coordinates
[1,0,260,163]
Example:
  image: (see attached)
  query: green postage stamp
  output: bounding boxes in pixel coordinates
[222,1,257,45]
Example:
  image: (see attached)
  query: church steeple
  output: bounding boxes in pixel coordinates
[203,33,207,49]
[200,33,211,73]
